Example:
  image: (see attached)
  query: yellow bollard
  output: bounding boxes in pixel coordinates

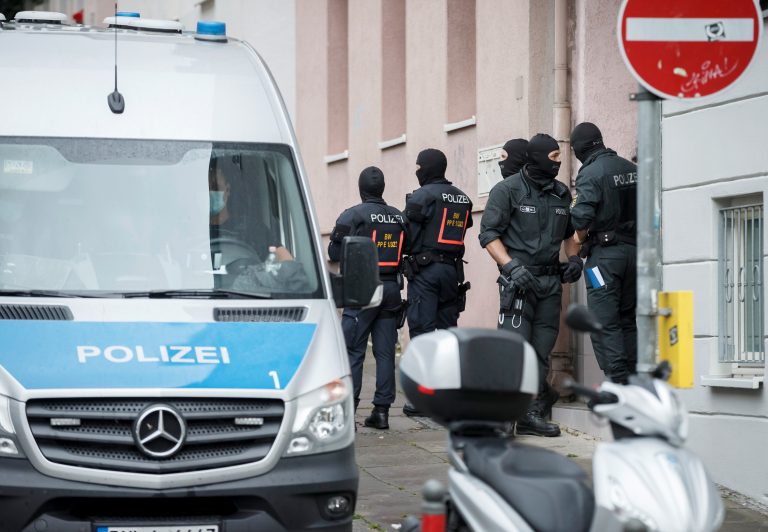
[657,291,694,388]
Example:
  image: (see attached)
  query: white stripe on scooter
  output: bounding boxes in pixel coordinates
[625,18,755,42]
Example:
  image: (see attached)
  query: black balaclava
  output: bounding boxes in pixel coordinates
[415,148,448,186]
[525,133,561,185]
[499,138,529,178]
[570,122,605,163]
[359,166,385,202]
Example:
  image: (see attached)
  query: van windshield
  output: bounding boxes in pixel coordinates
[0,138,323,299]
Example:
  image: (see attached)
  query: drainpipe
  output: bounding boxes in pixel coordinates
[550,0,575,396]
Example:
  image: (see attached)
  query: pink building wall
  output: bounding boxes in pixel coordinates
[296,0,636,375]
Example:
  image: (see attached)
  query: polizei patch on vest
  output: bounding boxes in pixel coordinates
[520,205,537,214]
[370,213,404,224]
[555,208,567,215]
[442,193,470,204]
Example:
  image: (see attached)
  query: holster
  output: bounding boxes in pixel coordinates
[396,299,408,329]
[497,274,516,313]
[399,256,419,281]
[457,282,471,313]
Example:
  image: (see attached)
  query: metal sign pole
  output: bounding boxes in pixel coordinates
[633,85,663,374]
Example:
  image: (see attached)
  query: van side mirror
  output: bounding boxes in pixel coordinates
[331,236,383,309]
[565,303,603,333]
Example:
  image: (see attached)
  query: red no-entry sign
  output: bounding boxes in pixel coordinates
[618,0,763,99]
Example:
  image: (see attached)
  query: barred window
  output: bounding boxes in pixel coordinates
[719,203,764,367]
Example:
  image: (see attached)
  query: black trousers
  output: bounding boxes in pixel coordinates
[342,280,401,407]
[585,242,638,383]
[406,262,459,338]
[498,274,562,415]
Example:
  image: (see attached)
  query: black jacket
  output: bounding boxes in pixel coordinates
[479,168,574,266]
[570,148,637,238]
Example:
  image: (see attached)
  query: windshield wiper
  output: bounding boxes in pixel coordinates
[121,288,273,299]
[0,289,107,298]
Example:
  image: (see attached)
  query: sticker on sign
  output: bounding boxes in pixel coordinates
[617,0,763,99]
[96,526,218,532]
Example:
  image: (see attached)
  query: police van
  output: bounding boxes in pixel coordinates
[0,11,380,532]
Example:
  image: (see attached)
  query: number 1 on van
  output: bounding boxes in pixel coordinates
[269,371,281,389]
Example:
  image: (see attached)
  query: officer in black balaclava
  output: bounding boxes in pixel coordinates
[569,122,638,385]
[498,138,529,178]
[400,148,473,417]
[479,133,582,437]
[329,166,408,430]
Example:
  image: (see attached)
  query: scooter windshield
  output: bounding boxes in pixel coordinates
[0,137,323,299]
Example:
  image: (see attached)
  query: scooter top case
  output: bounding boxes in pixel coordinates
[400,328,538,423]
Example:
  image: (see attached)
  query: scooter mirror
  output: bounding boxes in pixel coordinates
[565,303,603,333]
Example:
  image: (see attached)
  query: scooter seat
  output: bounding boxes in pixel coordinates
[464,439,594,532]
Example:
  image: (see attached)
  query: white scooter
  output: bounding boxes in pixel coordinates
[399,304,724,532]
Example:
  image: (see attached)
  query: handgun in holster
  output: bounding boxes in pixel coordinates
[457,281,471,313]
[396,298,408,329]
[497,274,524,328]
[399,256,419,281]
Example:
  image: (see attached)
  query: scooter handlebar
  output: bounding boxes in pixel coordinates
[563,379,619,406]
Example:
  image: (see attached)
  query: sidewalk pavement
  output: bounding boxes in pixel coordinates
[351,352,768,531]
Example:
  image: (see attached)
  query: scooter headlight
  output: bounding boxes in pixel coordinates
[608,476,659,531]
[284,377,354,456]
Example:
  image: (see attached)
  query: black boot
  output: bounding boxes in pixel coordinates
[516,411,561,437]
[364,406,389,429]
[402,401,425,417]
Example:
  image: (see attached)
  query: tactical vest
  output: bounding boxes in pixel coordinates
[421,184,472,255]
[356,203,406,275]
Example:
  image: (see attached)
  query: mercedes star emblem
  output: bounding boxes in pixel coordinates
[134,404,186,458]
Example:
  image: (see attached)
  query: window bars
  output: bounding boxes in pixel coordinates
[719,204,764,365]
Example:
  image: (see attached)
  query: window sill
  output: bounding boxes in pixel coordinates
[378,134,406,150]
[323,150,349,164]
[700,375,764,389]
[443,115,476,133]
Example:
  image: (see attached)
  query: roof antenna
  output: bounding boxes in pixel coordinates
[107,1,125,114]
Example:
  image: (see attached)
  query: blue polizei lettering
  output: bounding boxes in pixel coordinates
[0,322,315,390]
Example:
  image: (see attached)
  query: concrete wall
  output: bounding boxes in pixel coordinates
[660,20,768,503]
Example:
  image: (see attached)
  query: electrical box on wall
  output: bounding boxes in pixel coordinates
[477,144,503,197]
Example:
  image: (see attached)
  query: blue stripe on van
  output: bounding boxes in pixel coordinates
[0,321,316,390]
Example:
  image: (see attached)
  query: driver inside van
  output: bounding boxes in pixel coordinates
[207,156,312,293]
[208,157,292,263]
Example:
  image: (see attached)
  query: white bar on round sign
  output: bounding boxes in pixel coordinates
[626,18,755,42]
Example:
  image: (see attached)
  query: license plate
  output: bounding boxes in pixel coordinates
[96,527,219,532]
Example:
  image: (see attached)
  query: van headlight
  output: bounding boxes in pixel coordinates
[0,395,22,458]
[284,377,354,456]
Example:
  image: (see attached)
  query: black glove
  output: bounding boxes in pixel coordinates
[501,259,535,291]
[561,255,583,283]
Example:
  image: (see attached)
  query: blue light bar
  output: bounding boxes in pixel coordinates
[196,20,226,36]
[116,12,140,18]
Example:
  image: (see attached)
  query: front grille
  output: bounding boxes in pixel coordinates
[26,398,284,473]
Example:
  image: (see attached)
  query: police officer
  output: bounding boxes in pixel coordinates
[328,166,407,429]
[479,133,582,437]
[401,148,473,416]
[498,138,529,179]
[569,122,637,384]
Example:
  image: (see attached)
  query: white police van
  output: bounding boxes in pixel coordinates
[0,11,380,532]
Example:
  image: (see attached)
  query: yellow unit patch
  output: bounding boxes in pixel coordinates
[657,291,694,389]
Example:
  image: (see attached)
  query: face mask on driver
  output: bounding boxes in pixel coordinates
[209,191,226,215]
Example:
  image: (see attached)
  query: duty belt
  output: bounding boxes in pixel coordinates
[527,264,561,276]
[416,250,460,265]
[589,230,637,247]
